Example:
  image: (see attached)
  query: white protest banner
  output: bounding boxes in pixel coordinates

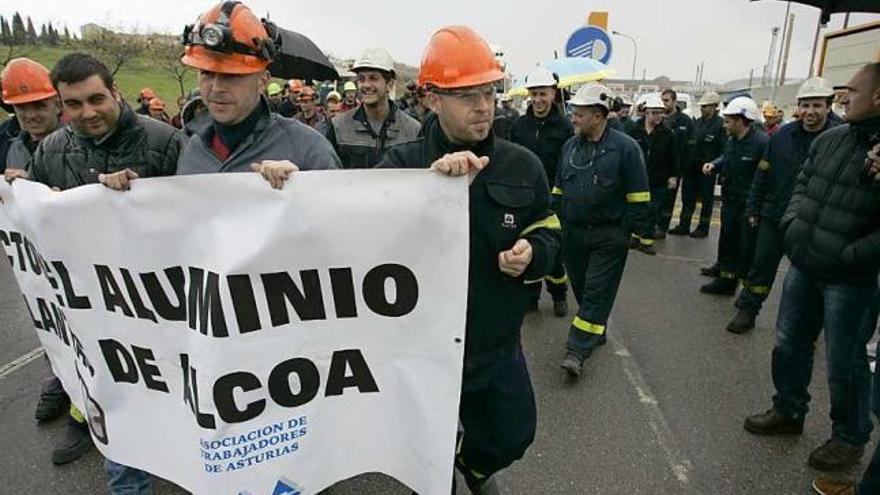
[0,170,468,495]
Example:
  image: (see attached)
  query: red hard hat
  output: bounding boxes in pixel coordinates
[139,87,156,99]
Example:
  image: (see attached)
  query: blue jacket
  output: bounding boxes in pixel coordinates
[553,126,653,239]
[711,126,769,206]
[746,118,838,222]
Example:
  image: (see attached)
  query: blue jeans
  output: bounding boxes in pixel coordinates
[105,459,153,495]
[771,265,878,446]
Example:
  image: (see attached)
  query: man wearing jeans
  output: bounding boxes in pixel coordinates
[744,63,880,472]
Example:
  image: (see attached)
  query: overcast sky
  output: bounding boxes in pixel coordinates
[7,0,879,84]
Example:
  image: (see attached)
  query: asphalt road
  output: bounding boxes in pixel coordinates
[0,223,873,495]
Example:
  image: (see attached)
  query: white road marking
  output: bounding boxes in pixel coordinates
[609,330,696,490]
[0,347,44,380]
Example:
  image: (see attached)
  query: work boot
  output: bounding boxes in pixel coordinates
[743,408,804,436]
[668,224,690,236]
[808,439,864,472]
[471,476,501,495]
[635,243,657,256]
[553,300,568,317]
[812,477,856,495]
[51,419,94,465]
[700,278,737,295]
[690,226,710,238]
[559,352,584,378]
[654,228,667,240]
[35,381,70,423]
[726,309,756,334]
[699,263,720,277]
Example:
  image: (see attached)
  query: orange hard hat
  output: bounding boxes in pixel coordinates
[181,1,275,75]
[0,57,57,105]
[297,87,317,102]
[139,87,156,99]
[418,26,504,89]
[148,97,165,111]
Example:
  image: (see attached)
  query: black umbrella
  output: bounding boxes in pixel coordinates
[267,27,339,81]
[750,0,880,24]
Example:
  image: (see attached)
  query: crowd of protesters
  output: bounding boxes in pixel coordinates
[1,1,880,494]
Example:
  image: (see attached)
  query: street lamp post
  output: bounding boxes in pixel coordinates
[612,30,638,81]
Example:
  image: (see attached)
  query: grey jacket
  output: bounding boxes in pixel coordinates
[6,122,66,170]
[326,100,420,169]
[178,107,341,175]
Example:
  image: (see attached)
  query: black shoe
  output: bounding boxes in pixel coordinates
[35,386,69,423]
[553,300,568,317]
[668,225,690,236]
[700,263,720,277]
[690,226,710,238]
[726,309,756,334]
[560,352,584,378]
[51,420,94,465]
[635,242,657,256]
[808,439,864,472]
[743,409,804,436]
[700,278,737,295]
[654,228,667,240]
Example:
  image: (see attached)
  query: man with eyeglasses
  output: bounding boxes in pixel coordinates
[326,47,420,168]
[378,25,561,495]
[555,84,654,379]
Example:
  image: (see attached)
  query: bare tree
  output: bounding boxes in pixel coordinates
[146,36,191,98]
[0,44,35,68]
[79,27,146,76]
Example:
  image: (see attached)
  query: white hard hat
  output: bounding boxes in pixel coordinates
[797,77,834,100]
[352,47,396,74]
[524,66,557,89]
[643,95,665,110]
[698,91,721,106]
[497,93,511,102]
[570,84,615,109]
[721,96,759,121]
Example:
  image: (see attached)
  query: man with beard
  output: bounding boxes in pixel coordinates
[724,78,839,333]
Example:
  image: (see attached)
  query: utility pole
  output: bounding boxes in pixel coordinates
[748,68,754,89]
[808,14,825,77]
[764,27,780,86]
[778,13,795,86]
[774,2,792,85]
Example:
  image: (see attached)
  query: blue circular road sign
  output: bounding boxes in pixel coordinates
[565,26,613,64]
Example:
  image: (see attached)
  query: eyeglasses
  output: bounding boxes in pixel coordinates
[432,85,497,105]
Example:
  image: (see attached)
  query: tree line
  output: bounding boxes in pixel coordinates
[1,12,192,98]
[0,12,74,47]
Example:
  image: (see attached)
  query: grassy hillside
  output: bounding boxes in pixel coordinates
[2,45,198,115]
